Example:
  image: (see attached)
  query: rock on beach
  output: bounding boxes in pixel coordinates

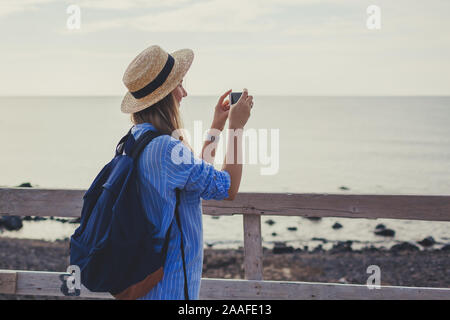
[390,242,420,252]
[418,236,436,247]
[0,216,23,231]
[332,222,343,229]
[374,228,396,237]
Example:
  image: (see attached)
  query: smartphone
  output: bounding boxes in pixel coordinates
[229,92,242,105]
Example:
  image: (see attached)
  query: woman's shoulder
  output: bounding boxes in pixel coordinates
[141,133,190,162]
[151,134,184,150]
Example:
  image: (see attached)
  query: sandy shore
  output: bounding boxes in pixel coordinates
[0,237,448,299]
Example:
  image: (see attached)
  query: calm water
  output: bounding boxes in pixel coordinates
[0,96,449,250]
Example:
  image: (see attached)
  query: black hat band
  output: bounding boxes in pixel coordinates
[130,54,175,99]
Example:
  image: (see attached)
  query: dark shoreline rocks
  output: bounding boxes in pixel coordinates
[375,224,386,230]
[390,242,420,252]
[1,237,449,300]
[0,216,23,231]
[332,222,343,229]
[68,218,81,224]
[374,228,396,237]
[17,182,33,188]
[23,216,47,222]
[330,241,353,253]
[373,224,395,237]
[311,237,328,243]
[273,242,294,254]
[418,236,436,247]
[312,244,324,253]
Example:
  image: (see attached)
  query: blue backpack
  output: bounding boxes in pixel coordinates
[70,128,189,300]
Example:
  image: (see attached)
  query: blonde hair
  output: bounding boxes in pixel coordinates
[130,92,192,151]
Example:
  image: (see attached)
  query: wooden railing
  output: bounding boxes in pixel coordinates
[1,187,450,299]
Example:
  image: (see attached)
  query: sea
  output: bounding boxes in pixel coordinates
[0,96,449,251]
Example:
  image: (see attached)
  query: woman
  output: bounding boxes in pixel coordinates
[120,45,253,300]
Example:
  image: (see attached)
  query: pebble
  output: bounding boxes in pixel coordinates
[332,222,343,229]
[374,228,395,237]
[0,216,23,231]
[390,242,420,252]
[22,216,46,221]
[17,182,32,188]
[418,236,436,247]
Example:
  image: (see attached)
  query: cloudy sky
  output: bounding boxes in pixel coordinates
[0,0,449,96]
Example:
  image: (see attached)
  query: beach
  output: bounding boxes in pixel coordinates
[0,237,448,300]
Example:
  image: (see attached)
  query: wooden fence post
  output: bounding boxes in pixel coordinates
[243,214,263,280]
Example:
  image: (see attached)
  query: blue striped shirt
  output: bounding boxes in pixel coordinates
[131,123,231,300]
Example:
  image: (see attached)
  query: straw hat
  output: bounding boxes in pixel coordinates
[121,45,194,114]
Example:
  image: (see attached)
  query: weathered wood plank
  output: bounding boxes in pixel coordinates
[199,278,450,300]
[0,188,85,218]
[12,270,112,299]
[2,270,449,300]
[0,271,17,294]
[1,188,450,221]
[205,193,450,221]
[243,215,263,280]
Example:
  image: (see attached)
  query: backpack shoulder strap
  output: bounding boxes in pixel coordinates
[130,130,164,160]
[115,127,133,157]
[160,189,189,300]
[174,188,189,300]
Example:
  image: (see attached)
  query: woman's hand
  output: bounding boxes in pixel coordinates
[211,89,232,131]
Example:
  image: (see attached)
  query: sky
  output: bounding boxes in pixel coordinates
[0,0,449,96]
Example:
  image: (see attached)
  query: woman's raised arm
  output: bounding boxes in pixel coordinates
[222,89,253,200]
